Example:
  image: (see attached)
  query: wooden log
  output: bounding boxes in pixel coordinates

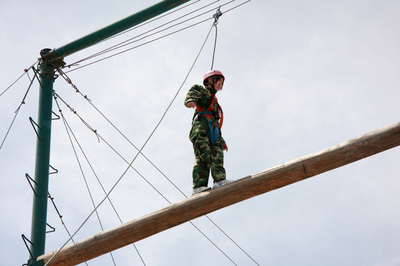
[39,121,400,266]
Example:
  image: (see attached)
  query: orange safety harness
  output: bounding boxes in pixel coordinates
[193,95,224,144]
[195,95,224,128]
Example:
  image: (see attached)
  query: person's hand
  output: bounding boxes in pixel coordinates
[222,142,228,151]
[186,101,195,108]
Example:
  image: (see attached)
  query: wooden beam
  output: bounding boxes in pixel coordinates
[39,121,400,266]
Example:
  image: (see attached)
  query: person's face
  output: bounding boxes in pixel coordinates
[211,77,224,91]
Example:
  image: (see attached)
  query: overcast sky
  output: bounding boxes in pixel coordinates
[1,0,400,265]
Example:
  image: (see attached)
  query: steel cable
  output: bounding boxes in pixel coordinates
[0,66,38,149]
[0,60,38,97]
[57,10,258,266]
[67,0,220,67]
[45,2,255,265]
[54,97,119,266]
[45,20,221,266]
[63,1,241,73]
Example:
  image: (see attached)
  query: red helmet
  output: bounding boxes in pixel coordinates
[203,70,225,85]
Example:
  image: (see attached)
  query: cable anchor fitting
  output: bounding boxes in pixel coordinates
[213,7,223,24]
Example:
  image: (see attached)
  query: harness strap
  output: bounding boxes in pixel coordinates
[195,95,223,128]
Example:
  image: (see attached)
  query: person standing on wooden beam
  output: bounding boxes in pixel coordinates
[185,70,231,195]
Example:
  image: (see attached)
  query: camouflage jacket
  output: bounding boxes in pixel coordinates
[184,84,225,144]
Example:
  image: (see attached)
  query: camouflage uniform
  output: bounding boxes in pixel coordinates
[184,84,226,189]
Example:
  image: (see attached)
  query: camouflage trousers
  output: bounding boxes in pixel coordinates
[190,120,226,188]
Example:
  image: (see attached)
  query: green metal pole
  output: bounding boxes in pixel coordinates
[28,49,56,265]
[47,0,189,59]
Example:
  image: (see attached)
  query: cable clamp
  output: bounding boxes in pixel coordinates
[48,192,63,219]
[213,6,222,23]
